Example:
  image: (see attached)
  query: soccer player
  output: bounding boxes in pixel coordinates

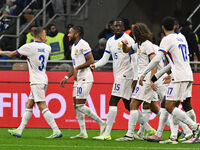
[149,63,193,144]
[60,26,106,139]
[116,23,160,141]
[91,20,155,141]
[139,16,200,143]
[3,27,62,138]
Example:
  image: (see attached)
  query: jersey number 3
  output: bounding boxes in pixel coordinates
[38,55,45,71]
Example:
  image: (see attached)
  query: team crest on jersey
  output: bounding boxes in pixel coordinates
[74,49,78,54]
[118,42,122,49]
[138,49,141,54]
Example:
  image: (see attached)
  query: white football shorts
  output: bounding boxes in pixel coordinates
[73,81,93,99]
[111,78,133,100]
[166,81,192,102]
[29,84,47,102]
[132,81,158,103]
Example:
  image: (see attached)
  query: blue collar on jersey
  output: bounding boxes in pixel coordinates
[74,38,82,46]
[34,41,43,43]
[169,32,177,35]
[114,33,124,40]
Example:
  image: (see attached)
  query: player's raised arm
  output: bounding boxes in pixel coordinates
[0,49,18,58]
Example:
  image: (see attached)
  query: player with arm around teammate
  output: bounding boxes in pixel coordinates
[4,27,62,138]
[116,23,167,141]
[60,26,106,139]
[91,20,155,141]
[139,16,200,144]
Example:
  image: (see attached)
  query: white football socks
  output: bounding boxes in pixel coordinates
[171,107,197,130]
[42,108,60,133]
[138,110,152,131]
[155,108,169,137]
[138,109,151,136]
[186,109,196,122]
[104,106,117,136]
[17,108,33,133]
[169,116,178,139]
[74,106,87,135]
[76,104,104,126]
[126,110,138,137]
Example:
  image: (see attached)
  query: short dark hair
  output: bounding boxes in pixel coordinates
[113,18,124,24]
[32,27,44,38]
[47,23,55,30]
[161,16,176,31]
[72,26,84,37]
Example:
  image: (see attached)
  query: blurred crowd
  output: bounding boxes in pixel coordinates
[0,1,199,72]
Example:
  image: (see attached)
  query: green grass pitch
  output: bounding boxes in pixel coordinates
[0,128,199,150]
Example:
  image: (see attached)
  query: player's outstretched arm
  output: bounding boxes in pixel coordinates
[139,51,164,86]
[93,51,110,69]
[60,70,73,88]
[0,49,18,58]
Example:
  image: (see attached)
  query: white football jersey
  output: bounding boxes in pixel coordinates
[136,40,156,81]
[16,41,51,85]
[105,33,135,79]
[159,33,193,82]
[71,38,93,82]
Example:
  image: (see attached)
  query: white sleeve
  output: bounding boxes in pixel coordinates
[82,42,92,56]
[144,42,155,56]
[17,44,31,56]
[94,51,111,68]
[142,51,165,76]
[155,64,171,79]
[159,37,172,54]
[131,53,138,80]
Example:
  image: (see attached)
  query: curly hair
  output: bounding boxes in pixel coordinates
[132,23,153,44]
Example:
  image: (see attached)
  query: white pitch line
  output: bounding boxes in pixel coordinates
[0,144,198,149]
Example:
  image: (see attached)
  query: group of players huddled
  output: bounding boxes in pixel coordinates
[1,16,199,144]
